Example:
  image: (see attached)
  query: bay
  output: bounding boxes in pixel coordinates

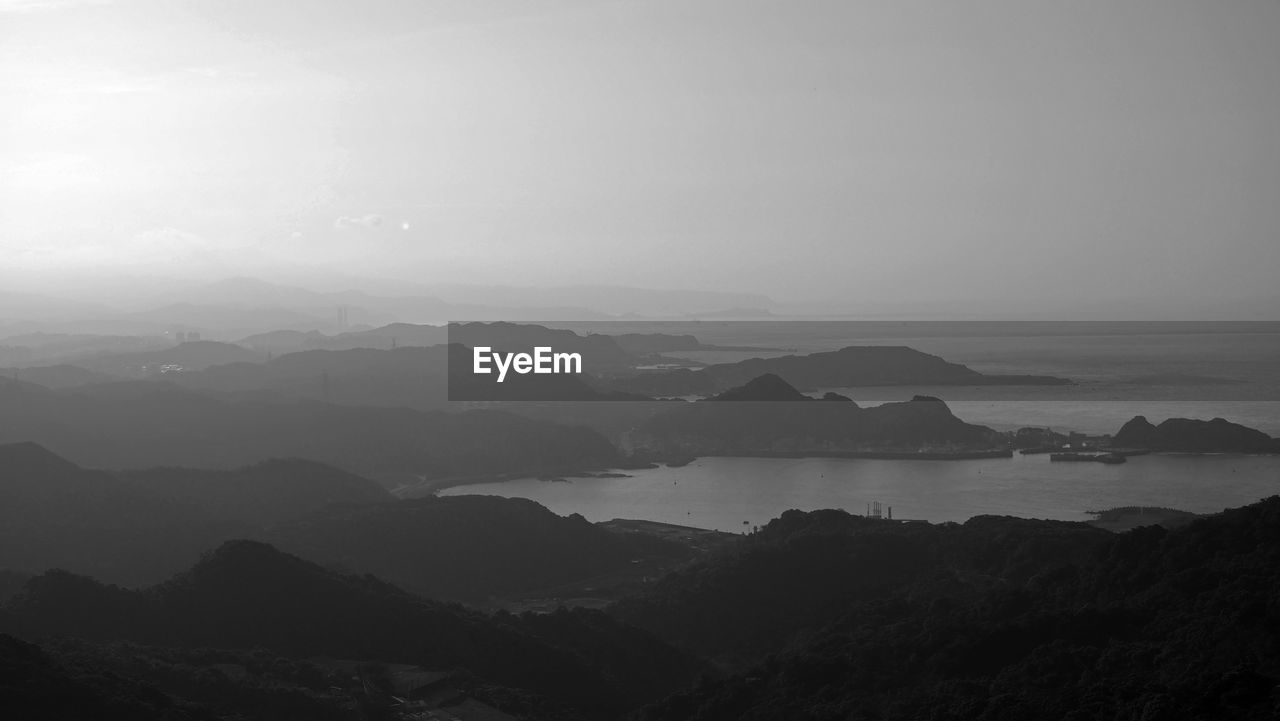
[441,453,1280,531]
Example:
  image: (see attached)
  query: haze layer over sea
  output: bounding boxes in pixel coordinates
[560,320,1280,434]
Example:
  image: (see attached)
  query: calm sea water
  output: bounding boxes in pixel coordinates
[442,454,1280,531]
[478,322,1280,529]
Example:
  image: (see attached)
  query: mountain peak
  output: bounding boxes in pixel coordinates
[709,373,809,401]
[191,539,295,571]
[170,540,326,594]
[0,442,81,477]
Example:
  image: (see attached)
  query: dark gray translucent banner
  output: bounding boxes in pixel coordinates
[445,320,1280,402]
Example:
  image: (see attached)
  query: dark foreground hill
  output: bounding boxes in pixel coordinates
[0,634,168,721]
[0,541,703,720]
[0,444,683,599]
[264,494,685,602]
[622,498,1280,720]
[114,459,393,526]
[6,494,1280,718]
[631,375,998,454]
[611,509,1112,665]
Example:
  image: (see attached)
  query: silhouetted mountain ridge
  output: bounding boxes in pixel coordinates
[0,381,621,476]
[0,441,81,478]
[611,508,1110,663]
[707,373,810,401]
[66,341,264,378]
[629,497,1280,720]
[0,442,396,585]
[115,458,393,526]
[632,375,996,454]
[606,345,1071,397]
[264,493,680,601]
[2,540,702,718]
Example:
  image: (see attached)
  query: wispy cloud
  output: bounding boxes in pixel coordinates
[182,66,259,81]
[14,71,164,95]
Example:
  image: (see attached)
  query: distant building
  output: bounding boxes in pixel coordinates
[1013,426,1068,449]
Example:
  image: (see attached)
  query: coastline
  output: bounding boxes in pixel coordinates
[395,437,1280,498]
[393,464,651,498]
[412,446,1280,497]
[712,449,1015,460]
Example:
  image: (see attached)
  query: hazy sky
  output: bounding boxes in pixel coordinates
[2,0,1278,313]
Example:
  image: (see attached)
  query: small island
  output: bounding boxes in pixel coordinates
[627,374,1008,460]
[1113,415,1280,454]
